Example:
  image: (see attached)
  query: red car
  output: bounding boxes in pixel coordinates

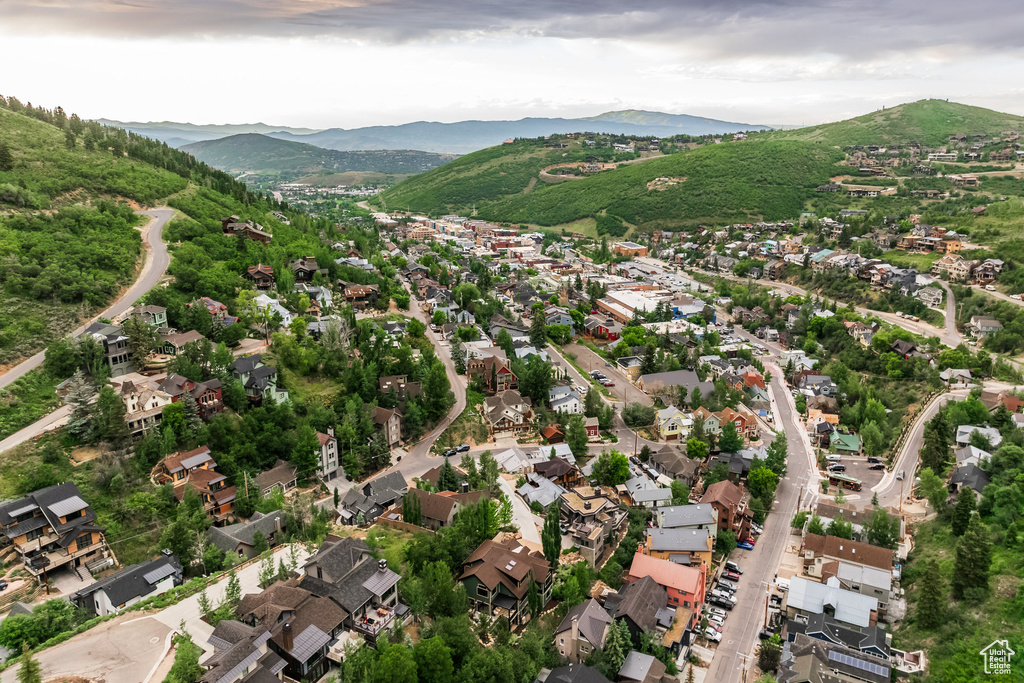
[740,537,756,546]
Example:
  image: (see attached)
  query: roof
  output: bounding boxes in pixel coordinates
[619,651,665,683]
[802,533,893,571]
[950,464,990,493]
[254,460,297,491]
[207,512,284,552]
[541,665,612,683]
[659,504,716,529]
[783,632,890,683]
[786,576,878,628]
[406,487,459,523]
[555,598,612,646]
[459,538,550,598]
[700,480,742,509]
[610,575,667,633]
[303,537,372,582]
[73,554,181,608]
[646,528,710,553]
[835,562,892,592]
[627,552,702,595]
[160,446,213,474]
[534,457,576,479]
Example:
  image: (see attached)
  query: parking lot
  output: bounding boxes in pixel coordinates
[820,451,886,504]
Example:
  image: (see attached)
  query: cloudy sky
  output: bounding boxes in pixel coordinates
[3,0,1024,129]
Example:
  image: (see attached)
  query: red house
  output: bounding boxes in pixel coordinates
[585,416,600,439]
[158,374,224,420]
[627,551,706,625]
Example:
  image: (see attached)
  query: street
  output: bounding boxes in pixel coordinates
[0,208,174,391]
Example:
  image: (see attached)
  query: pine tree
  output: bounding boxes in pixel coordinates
[180,391,203,432]
[65,369,94,441]
[527,578,542,618]
[951,513,991,601]
[17,642,41,683]
[197,590,213,619]
[530,311,547,347]
[258,554,276,588]
[916,558,945,629]
[222,571,242,612]
[951,488,976,536]
[451,340,466,374]
[565,414,589,460]
[437,456,459,492]
[542,502,562,567]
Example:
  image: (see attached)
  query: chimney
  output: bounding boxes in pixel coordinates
[570,615,580,644]
[584,501,591,510]
[328,426,335,437]
[462,481,470,493]
[283,622,293,652]
[274,516,282,534]
[595,487,602,496]
[378,558,387,572]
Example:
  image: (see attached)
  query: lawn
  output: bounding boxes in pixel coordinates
[882,251,941,271]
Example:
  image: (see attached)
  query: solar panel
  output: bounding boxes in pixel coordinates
[143,563,176,585]
[49,496,88,518]
[828,650,890,677]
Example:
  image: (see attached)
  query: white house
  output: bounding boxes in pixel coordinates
[72,552,182,617]
[254,294,294,326]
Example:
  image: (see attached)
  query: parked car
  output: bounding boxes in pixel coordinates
[708,607,727,619]
[897,470,905,481]
[986,285,996,291]
[704,628,722,643]
[708,614,725,626]
[724,571,740,582]
[1011,294,1022,300]
[0,579,7,591]
[759,629,774,641]
[717,582,737,594]
[559,523,568,534]
[604,381,615,387]
[737,541,754,550]
[867,456,881,463]
[443,448,457,458]
[869,464,886,470]
[828,464,846,473]
[725,561,743,574]
[709,598,734,610]
[457,444,471,453]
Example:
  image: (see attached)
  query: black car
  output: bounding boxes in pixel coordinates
[869,464,886,470]
[443,448,457,458]
[456,444,471,453]
[867,456,881,463]
[710,598,733,610]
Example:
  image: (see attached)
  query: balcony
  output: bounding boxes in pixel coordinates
[352,605,397,637]
[23,539,106,575]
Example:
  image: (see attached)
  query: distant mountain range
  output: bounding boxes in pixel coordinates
[102,110,772,154]
[180,134,456,179]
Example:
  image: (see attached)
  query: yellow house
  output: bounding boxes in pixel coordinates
[655,406,692,441]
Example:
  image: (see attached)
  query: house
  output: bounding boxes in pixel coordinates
[134,305,168,328]
[801,534,893,575]
[642,528,713,567]
[230,354,289,405]
[979,389,1024,414]
[342,283,380,310]
[254,460,298,498]
[243,263,275,289]
[222,216,272,243]
[207,511,286,560]
[72,551,182,617]
[968,316,1003,338]
[636,370,714,400]
[619,651,676,683]
[949,464,990,499]
[700,480,751,541]
[158,373,224,420]
[549,385,584,415]
[338,471,408,525]
[654,406,691,441]
[561,487,628,566]
[584,316,622,341]
[939,368,972,387]
[691,407,721,435]
[619,478,672,508]
[199,619,287,683]
[459,538,553,625]
[313,429,340,480]
[831,431,862,455]
[404,487,472,529]
[627,551,706,613]
[289,257,323,283]
[534,458,583,489]
[378,375,423,403]
[536,665,612,683]
[954,424,1002,448]
[657,504,718,540]
[483,390,533,435]
[784,576,878,629]
[518,473,568,508]
[785,612,890,661]
[154,447,236,522]
[889,340,917,359]
[617,356,643,382]
[466,352,518,394]
[159,329,207,357]
[799,374,839,397]
[828,561,893,613]
[614,241,648,258]
[541,424,565,444]
[649,446,701,488]
[113,378,173,440]
[489,313,530,342]
[780,632,891,683]
[189,297,229,321]
[585,416,601,439]
[605,575,667,642]
[0,483,109,578]
[554,598,613,663]
[955,445,991,469]
[373,406,403,449]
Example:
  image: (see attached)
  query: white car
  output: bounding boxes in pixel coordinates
[1012,294,1022,301]
[704,627,723,643]
[709,614,725,626]
[708,607,727,619]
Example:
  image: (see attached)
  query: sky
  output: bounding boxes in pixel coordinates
[3,0,1024,129]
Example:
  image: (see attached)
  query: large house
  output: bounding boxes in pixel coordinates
[81,321,133,377]
[642,528,713,567]
[373,407,403,448]
[784,576,879,630]
[158,373,224,420]
[0,483,109,578]
[230,354,290,405]
[113,378,173,440]
[316,429,340,480]
[700,480,751,541]
[207,511,286,560]
[654,406,691,441]
[339,471,408,524]
[780,632,891,683]
[483,390,534,436]
[467,352,518,394]
[627,551,706,614]
[459,538,553,626]
[554,598,613,663]
[72,551,182,617]
[404,487,481,529]
[243,263,275,289]
[153,447,236,522]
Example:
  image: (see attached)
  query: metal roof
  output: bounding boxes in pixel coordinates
[289,624,331,662]
[48,496,89,518]
[181,452,213,470]
[143,563,177,585]
[361,567,401,596]
[7,503,38,517]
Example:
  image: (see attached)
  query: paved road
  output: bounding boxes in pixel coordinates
[563,343,653,407]
[705,359,815,681]
[0,405,70,456]
[0,208,174,391]
[871,388,969,508]
[937,281,962,347]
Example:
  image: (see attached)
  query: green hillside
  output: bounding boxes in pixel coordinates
[181,133,455,179]
[763,99,1024,147]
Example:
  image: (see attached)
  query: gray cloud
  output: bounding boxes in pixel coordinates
[6,0,1024,62]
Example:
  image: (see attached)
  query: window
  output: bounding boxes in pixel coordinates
[477,583,491,598]
[580,646,590,654]
[559,638,564,645]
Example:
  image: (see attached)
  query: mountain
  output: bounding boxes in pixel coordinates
[95,119,322,146]
[180,133,456,179]
[763,99,1024,147]
[377,136,843,229]
[103,111,771,155]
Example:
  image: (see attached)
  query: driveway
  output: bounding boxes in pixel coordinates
[498,476,542,544]
[0,208,174,391]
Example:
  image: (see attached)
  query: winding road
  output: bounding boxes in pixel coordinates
[0,208,174,391]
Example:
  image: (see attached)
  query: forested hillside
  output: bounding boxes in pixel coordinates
[181,133,455,180]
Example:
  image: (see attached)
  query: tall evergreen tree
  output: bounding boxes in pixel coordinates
[916,558,945,629]
[951,488,976,536]
[16,643,41,683]
[437,456,459,492]
[65,369,94,440]
[951,513,991,600]
[565,414,589,460]
[542,502,562,567]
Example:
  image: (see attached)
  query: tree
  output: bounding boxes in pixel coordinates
[920,414,951,473]
[757,634,783,675]
[164,632,203,683]
[16,643,41,683]
[529,310,547,347]
[807,514,825,536]
[375,642,417,683]
[918,467,946,513]
[718,422,743,453]
[542,502,562,567]
[404,492,422,526]
[291,425,321,485]
[565,415,589,460]
[592,450,630,486]
[602,620,631,676]
[65,369,94,440]
[748,467,778,502]
[451,340,466,374]
[222,571,242,612]
[95,385,130,446]
[423,360,454,422]
[865,507,899,549]
[916,558,945,630]
[670,480,689,505]
[414,637,454,683]
[791,510,808,529]
[826,516,853,540]
[478,450,500,494]
[0,141,13,172]
[252,530,270,555]
[258,554,276,588]
[437,456,459,492]
[527,578,542,618]
[764,431,787,477]
[622,402,656,429]
[860,421,885,457]
[685,438,709,461]
[715,529,736,556]
[495,329,515,359]
[951,513,991,601]
[951,488,976,536]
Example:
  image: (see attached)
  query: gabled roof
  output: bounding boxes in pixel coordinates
[700,480,742,509]
[950,464,990,493]
[459,538,550,598]
[610,575,667,633]
[207,511,284,552]
[406,487,460,523]
[73,553,181,608]
[659,504,716,529]
[555,598,612,646]
[786,576,878,629]
[627,552,702,595]
[646,528,710,553]
[802,533,893,571]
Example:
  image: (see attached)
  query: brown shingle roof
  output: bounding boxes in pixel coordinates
[700,480,742,509]
[406,487,459,524]
[802,533,893,571]
[459,538,550,598]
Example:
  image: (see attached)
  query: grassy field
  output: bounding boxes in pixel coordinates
[882,251,941,271]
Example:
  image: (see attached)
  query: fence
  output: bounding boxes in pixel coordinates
[885,389,944,467]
